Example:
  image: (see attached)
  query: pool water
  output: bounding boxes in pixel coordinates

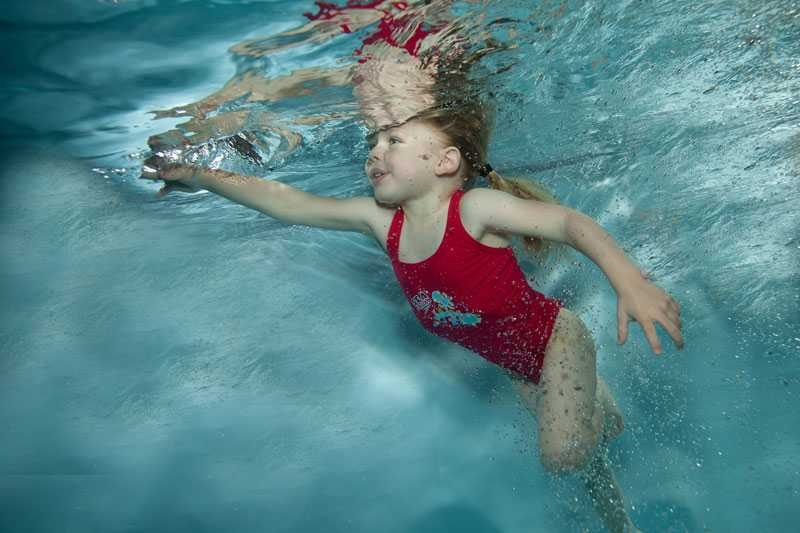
[1,1,798,531]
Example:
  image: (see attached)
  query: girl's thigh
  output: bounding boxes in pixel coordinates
[509,308,600,460]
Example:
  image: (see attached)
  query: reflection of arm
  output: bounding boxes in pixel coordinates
[233,66,351,103]
[148,105,359,164]
[228,0,460,58]
[151,65,352,119]
[229,5,389,57]
[149,110,261,151]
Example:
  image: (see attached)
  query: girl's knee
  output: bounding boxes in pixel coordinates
[539,407,604,474]
[539,437,597,474]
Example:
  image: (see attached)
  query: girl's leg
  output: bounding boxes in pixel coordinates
[596,375,625,443]
[509,308,636,532]
[581,443,640,533]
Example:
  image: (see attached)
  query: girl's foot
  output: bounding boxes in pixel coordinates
[623,517,643,533]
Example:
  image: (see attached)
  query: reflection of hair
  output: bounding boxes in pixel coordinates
[412,98,563,261]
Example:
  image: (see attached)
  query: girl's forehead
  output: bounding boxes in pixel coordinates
[405,121,448,145]
[402,120,436,135]
[370,119,441,141]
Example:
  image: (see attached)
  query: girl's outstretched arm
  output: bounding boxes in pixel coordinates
[465,188,684,355]
[564,210,684,355]
[140,158,377,236]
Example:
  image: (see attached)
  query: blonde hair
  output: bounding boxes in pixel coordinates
[412,103,563,261]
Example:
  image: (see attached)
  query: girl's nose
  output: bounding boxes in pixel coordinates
[367,147,383,164]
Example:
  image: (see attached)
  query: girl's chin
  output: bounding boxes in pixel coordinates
[372,189,400,206]
[372,194,398,208]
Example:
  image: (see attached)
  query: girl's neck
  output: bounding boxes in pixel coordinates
[400,186,461,227]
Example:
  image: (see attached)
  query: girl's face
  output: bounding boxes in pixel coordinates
[365,120,449,204]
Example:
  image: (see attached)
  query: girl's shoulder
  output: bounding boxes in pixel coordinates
[459,188,514,247]
[459,187,504,226]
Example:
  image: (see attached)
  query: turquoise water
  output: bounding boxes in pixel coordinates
[1,1,798,531]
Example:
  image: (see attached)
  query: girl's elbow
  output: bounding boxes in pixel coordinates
[563,209,592,246]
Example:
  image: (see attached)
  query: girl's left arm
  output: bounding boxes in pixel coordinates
[565,211,684,355]
[465,188,683,355]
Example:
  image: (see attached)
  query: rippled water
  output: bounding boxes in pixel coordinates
[1,1,798,532]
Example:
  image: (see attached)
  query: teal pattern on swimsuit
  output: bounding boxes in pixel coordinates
[430,290,481,328]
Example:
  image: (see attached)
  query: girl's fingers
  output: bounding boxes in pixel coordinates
[641,320,662,355]
[660,314,685,350]
[156,182,183,197]
[171,180,197,192]
[663,305,680,324]
[144,154,168,169]
[619,289,685,353]
[648,311,684,351]
[617,301,630,344]
[664,298,682,332]
[140,167,158,179]
[142,155,172,181]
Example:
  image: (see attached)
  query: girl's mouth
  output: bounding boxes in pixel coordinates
[370,170,387,184]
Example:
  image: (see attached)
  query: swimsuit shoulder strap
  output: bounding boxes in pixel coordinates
[443,188,464,236]
[386,207,404,260]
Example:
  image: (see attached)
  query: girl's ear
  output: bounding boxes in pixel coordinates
[435,146,462,176]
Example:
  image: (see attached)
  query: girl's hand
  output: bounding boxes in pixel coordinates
[615,270,684,355]
[140,155,202,197]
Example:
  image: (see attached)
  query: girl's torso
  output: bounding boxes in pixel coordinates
[368,188,512,259]
[370,187,563,383]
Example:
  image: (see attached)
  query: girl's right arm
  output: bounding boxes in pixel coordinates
[141,159,377,236]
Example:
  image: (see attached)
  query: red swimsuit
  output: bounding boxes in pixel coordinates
[304,1,444,61]
[387,189,564,384]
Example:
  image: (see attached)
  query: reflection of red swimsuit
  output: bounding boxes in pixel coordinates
[387,189,564,384]
[304,1,443,61]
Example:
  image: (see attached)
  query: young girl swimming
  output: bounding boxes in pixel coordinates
[142,94,683,531]
[141,3,683,531]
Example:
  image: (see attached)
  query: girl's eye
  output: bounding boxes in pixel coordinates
[389,137,400,144]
